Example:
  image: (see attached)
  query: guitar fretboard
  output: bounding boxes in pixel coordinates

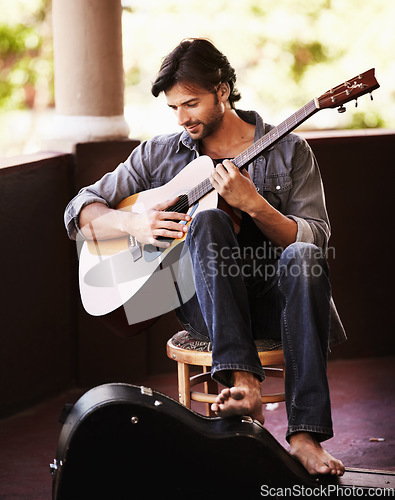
[187,98,318,207]
[233,99,318,169]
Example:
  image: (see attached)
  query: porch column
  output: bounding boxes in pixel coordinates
[50,0,129,144]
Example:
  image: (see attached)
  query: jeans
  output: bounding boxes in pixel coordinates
[176,208,333,442]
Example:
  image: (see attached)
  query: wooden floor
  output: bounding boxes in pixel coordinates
[0,356,394,498]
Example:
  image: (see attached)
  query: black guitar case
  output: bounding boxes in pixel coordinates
[51,383,338,499]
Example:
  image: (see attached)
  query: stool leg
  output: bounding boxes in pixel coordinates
[203,366,217,417]
[177,362,191,408]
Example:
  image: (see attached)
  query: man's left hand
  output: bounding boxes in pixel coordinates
[209,159,259,211]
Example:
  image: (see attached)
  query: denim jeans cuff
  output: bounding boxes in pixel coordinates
[286,424,334,444]
[212,364,265,387]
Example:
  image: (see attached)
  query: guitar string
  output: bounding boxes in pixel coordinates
[234,100,316,168]
[165,197,189,213]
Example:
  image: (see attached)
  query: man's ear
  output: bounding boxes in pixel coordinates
[218,82,231,102]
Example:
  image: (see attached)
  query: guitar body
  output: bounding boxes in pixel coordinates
[50,383,337,499]
[78,156,217,317]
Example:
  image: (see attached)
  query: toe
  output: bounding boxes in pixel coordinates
[215,394,224,405]
[317,463,331,475]
[335,460,345,476]
[211,402,220,413]
[218,388,231,403]
[229,387,246,400]
[215,389,227,405]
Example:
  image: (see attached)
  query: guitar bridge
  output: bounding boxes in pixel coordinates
[129,235,142,262]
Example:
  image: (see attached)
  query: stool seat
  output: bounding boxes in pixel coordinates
[167,331,285,415]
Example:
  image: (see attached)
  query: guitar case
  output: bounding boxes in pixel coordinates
[50,383,338,499]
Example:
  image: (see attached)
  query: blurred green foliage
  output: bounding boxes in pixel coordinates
[289,41,328,82]
[121,0,394,138]
[0,0,394,155]
[0,0,53,111]
[0,24,40,109]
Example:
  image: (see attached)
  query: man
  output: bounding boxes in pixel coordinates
[65,38,346,476]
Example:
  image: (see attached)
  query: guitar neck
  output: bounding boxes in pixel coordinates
[187,99,319,206]
[233,99,319,169]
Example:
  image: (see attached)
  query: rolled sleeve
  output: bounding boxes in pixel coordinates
[63,132,198,241]
[287,215,315,244]
[63,142,152,241]
[64,193,109,240]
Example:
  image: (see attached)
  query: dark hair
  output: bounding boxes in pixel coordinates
[151,38,241,109]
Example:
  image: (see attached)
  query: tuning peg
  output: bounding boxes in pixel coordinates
[338,105,346,113]
[355,99,358,108]
[370,93,374,101]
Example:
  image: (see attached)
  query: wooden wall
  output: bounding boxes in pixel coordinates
[0,130,393,416]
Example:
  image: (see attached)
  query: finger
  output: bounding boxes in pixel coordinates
[222,159,238,173]
[154,196,192,222]
[152,227,185,244]
[157,210,191,222]
[151,238,179,249]
[156,219,189,233]
[240,168,252,180]
[148,229,184,249]
[223,160,240,179]
[216,161,238,182]
[214,163,227,178]
[211,165,230,190]
[209,170,221,189]
[210,164,233,191]
[150,238,171,249]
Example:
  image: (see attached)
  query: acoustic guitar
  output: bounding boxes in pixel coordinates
[78,69,379,320]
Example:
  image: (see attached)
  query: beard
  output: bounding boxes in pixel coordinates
[184,96,224,140]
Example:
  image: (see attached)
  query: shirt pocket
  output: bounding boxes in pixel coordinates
[261,173,293,193]
[259,173,293,209]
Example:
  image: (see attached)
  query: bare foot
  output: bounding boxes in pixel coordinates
[289,432,345,476]
[211,371,265,424]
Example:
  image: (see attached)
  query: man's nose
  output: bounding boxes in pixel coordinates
[176,108,190,126]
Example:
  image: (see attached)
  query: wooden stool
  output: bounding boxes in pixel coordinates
[167,330,285,416]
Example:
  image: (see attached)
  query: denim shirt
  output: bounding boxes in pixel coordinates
[64,109,346,345]
[65,109,330,245]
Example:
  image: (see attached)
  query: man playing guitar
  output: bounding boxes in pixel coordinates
[65,38,347,477]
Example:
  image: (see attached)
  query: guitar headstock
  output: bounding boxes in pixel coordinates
[317,68,380,112]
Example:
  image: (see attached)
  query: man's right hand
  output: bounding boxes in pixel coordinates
[79,197,191,249]
[129,197,191,248]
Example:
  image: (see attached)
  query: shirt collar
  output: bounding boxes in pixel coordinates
[235,109,266,141]
[177,130,199,154]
